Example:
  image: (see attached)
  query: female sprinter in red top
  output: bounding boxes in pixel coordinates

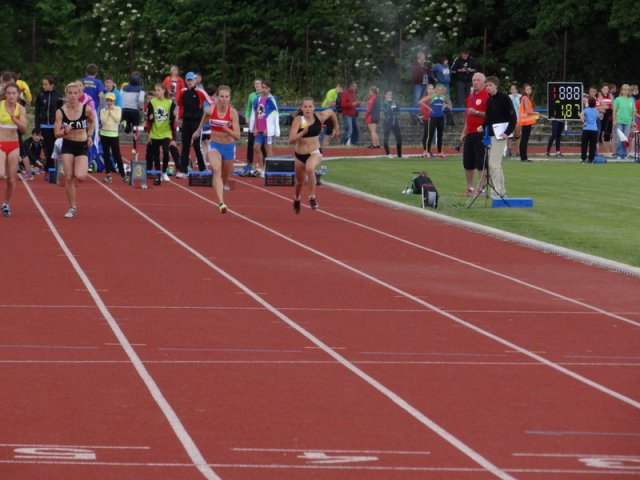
[194,85,240,214]
[288,97,339,213]
[0,83,28,216]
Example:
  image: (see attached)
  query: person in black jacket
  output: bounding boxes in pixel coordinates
[34,76,63,179]
[482,76,517,198]
[381,90,402,158]
[175,72,209,175]
[451,50,477,107]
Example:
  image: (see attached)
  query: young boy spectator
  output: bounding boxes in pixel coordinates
[104,75,122,108]
[249,80,280,175]
[81,64,105,108]
[21,129,44,180]
[580,97,599,163]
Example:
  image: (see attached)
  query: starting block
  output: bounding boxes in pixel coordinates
[189,171,213,187]
[48,160,65,185]
[129,160,147,188]
[264,155,295,186]
[147,169,162,186]
[492,197,534,208]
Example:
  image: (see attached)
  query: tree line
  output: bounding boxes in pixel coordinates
[2,0,638,104]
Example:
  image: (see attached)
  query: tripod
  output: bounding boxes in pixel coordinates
[467,137,510,208]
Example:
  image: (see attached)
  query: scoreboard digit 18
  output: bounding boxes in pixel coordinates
[547,82,583,120]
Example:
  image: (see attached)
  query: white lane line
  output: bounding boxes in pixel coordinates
[5,303,635,316]
[2,359,640,367]
[232,447,431,455]
[96,182,515,480]
[174,181,640,411]
[0,459,635,475]
[513,452,640,458]
[525,431,640,437]
[23,184,222,480]
[0,443,149,450]
[327,180,640,278]
[242,180,640,329]
[0,344,98,350]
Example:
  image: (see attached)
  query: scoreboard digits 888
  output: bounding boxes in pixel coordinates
[547,82,584,120]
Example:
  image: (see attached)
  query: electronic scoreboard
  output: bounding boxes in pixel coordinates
[547,82,583,120]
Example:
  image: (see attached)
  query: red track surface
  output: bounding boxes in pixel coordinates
[1,154,638,480]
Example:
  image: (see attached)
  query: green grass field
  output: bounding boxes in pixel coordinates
[325,156,640,267]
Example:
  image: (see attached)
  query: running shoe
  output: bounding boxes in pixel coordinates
[309,196,318,210]
[162,173,171,182]
[122,174,130,183]
[293,198,301,214]
[219,203,228,214]
[103,175,113,183]
[2,203,11,217]
[437,152,446,159]
[223,184,231,191]
[175,172,188,179]
[64,207,77,219]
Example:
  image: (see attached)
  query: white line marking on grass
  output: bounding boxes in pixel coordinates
[94,180,516,480]
[241,180,640,329]
[23,183,222,480]
[173,182,640,412]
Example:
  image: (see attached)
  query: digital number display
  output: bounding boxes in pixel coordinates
[547,82,583,120]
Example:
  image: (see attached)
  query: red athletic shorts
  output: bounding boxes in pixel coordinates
[0,141,19,154]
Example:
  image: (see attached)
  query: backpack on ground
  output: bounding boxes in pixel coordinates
[412,172,439,209]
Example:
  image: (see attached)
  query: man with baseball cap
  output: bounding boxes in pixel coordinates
[175,71,212,176]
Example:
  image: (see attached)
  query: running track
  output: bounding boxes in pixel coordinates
[1,164,639,480]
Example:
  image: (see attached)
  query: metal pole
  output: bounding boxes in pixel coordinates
[483,27,487,72]
[563,30,567,81]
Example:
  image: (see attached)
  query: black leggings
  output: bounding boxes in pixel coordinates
[147,138,170,172]
[427,117,444,153]
[100,135,125,176]
[41,127,56,172]
[599,109,613,143]
[180,118,206,172]
[383,123,402,157]
[519,124,532,161]
[546,120,564,153]
[581,130,598,163]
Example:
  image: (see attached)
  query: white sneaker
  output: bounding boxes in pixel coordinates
[162,173,170,182]
[387,154,393,159]
[175,172,188,179]
[223,184,231,191]
[64,207,77,219]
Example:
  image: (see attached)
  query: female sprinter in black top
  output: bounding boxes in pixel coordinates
[54,82,96,218]
[288,97,339,213]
